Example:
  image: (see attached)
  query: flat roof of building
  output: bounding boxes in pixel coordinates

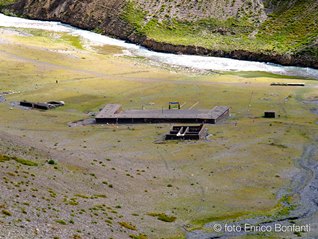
[96,104,229,120]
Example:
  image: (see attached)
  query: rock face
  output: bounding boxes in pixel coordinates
[3,0,318,69]
[130,36,318,69]
[135,0,267,22]
[7,0,133,39]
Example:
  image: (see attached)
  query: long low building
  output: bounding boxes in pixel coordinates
[95,104,229,124]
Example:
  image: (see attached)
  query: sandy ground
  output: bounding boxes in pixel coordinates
[0,27,318,239]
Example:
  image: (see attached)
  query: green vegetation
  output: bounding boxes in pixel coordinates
[0,154,38,166]
[0,0,21,16]
[191,194,296,229]
[16,29,84,50]
[48,159,56,165]
[122,0,318,59]
[0,0,16,9]
[274,195,296,218]
[122,1,255,49]
[75,194,107,199]
[148,212,176,222]
[14,157,38,166]
[258,1,318,55]
[55,219,67,225]
[192,211,247,226]
[0,155,11,162]
[66,198,79,206]
[2,209,12,216]
[122,1,147,35]
[60,34,84,50]
[129,234,148,239]
[0,24,317,239]
[118,221,137,230]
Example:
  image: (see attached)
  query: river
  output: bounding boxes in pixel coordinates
[0,13,318,79]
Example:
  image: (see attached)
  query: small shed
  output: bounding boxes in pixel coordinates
[264,111,276,118]
[169,102,180,110]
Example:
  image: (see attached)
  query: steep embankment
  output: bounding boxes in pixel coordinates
[0,0,132,39]
[1,0,318,68]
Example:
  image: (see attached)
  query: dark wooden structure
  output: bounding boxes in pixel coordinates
[264,111,276,118]
[270,83,305,87]
[20,100,64,110]
[95,104,230,124]
[165,124,207,140]
[169,102,180,109]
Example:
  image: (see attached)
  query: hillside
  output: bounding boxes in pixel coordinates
[1,0,318,68]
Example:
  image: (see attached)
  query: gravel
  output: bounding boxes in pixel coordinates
[187,145,318,239]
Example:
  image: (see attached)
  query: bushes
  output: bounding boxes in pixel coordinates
[2,209,12,216]
[147,212,176,222]
[14,157,38,166]
[118,221,137,230]
[0,0,17,9]
[48,159,56,165]
[0,154,38,166]
[55,219,67,225]
[121,0,318,62]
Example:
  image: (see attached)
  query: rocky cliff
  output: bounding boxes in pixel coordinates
[1,0,318,68]
[1,0,133,39]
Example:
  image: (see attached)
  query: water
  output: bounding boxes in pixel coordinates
[1,13,318,79]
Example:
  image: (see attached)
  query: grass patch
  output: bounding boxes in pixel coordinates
[2,209,12,216]
[55,219,67,225]
[0,154,38,166]
[147,212,176,222]
[60,34,84,50]
[273,195,296,218]
[0,155,11,162]
[129,234,148,239]
[191,195,296,229]
[122,0,318,60]
[75,194,107,199]
[0,0,16,9]
[118,221,137,230]
[66,198,79,206]
[222,71,307,80]
[191,211,247,226]
[14,157,38,166]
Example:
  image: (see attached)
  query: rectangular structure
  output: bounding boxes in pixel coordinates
[270,83,305,86]
[264,111,276,118]
[95,104,229,124]
[165,125,207,140]
[20,100,65,110]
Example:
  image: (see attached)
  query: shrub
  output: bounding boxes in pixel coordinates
[0,155,38,166]
[118,221,137,230]
[2,209,12,216]
[55,219,67,225]
[14,157,38,166]
[147,212,176,222]
[48,160,56,165]
[129,234,148,239]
